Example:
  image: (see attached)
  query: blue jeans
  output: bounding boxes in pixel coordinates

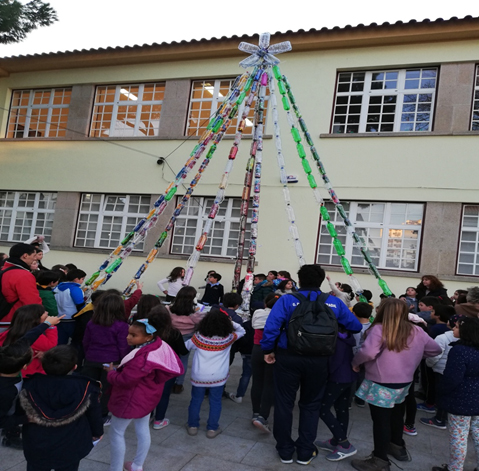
[176,333,193,386]
[155,377,174,421]
[236,354,252,397]
[188,385,223,431]
[57,321,75,345]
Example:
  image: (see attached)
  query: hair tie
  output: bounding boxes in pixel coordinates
[136,319,157,334]
[219,308,230,317]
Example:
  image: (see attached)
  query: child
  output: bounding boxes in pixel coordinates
[19,345,103,471]
[198,270,217,291]
[417,296,441,322]
[200,272,224,306]
[326,276,354,307]
[428,304,455,339]
[82,293,130,423]
[0,315,61,449]
[405,287,419,313]
[54,268,87,344]
[250,274,275,305]
[107,319,183,471]
[421,315,459,431]
[185,308,245,438]
[36,270,61,316]
[316,325,358,461]
[0,304,58,377]
[432,317,479,471]
[157,267,185,302]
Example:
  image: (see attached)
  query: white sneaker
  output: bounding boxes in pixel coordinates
[228,393,242,404]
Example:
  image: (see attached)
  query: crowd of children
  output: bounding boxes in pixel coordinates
[2,244,479,471]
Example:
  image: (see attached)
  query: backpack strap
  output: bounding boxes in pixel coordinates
[317,291,330,304]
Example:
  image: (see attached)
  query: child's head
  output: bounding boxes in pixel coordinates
[51,264,67,282]
[264,293,280,309]
[277,279,294,292]
[223,292,242,309]
[340,283,354,300]
[297,264,326,289]
[146,305,172,342]
[253,274,266,285]
[128,319,157,346]
[134,294,161,320]
[91,293,126,326]
[452,289,468,302]
[457,317,479,346]
[168,266,185,281]
[418,296,440,312]
[266,271,278,282]
[4,304,46,346]
[205,270,216,280]
[197,308,234,338]
[209,273,221,283]
[65,263,78,273]
[90,290,106,306]
[170,286,197,316]
[36,270,62,287]
[0,339,32,375]
[432,304,455,324]
[42,345,78,375]
[277,270,291,279]
[406,287,417,298]
[357,290,372,302]
[66,268,86,284]
[353,302,373,320]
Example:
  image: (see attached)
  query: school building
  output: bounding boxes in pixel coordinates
[0,16,479,300]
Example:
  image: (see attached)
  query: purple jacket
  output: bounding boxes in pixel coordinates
[107,338,184,419]
[328,332,358,384]
[352,324,441,384]
[83,320,130,363]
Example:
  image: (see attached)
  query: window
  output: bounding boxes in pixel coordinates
[186,78,269,136]
[90,83,165,137]
[75,194,150,249]
[6,88,71,138]
[331,68,437,133]
[171,197,252,258]
[0,191,56,243]
[317,202,424,271]
[457,205,479,275]
[471,66,479,131]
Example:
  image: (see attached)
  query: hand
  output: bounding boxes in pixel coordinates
[264,353,276,364]
[103,363,115,372]
[45,315,65,326]
[92,435,103,441]
[352,364,360,373]
[37,235,45,242]
[135,281,144,290]
[326,275,331,281]
[33,351,44,360]
[163,290,168,295]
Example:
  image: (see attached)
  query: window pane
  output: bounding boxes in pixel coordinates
[458,205,479,275]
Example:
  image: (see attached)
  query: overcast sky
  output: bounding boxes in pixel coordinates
[1,0,479,57]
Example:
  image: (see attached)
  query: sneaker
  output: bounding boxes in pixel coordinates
[153,418,169,430]
[297,446,318,465]
[252,416,271,433]
[420,417,446,430]
[228,393,242,404]
[387,442,411,462]
[315,438,337,452]
[354,397,366,408]
[103,416,112,426]
[416,403,435,413]
[206,428,222,439]
[403,424,417,436]
[326,443,357,461]
[351,454,390,471]
[1,436,23,450]
[186,425,198,436]
[252,413,260,422]
[279,456,293,464]
[432,466,449,471]
[123,462,143,471]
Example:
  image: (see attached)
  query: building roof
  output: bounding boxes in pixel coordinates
[1,15,479,77]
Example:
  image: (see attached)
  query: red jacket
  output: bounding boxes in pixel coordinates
[1,262,42,324]
[0,326,58,377]
[107,337,183,419]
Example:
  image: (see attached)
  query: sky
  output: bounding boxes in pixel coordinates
[1,0,479,58]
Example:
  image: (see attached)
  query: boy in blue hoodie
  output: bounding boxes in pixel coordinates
[54,269,86,344]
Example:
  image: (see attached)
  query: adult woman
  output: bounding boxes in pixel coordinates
[416,275,448,301]
[168,286,204,393]
[351,299,441,471]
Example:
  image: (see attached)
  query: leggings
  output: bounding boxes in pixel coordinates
[109,414,151,471]
[250,344,274,419]
[404,380,417,426]
[448,414,479,471]
[319,381,353,442]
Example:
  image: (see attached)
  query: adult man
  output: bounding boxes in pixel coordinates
[0,243,42,330]
[261,264,362,465]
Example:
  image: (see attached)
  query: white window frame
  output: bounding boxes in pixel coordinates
[316,201,424,271]
[186,78,268,136]
[75,194,150,250]
[0,191,57,243]
[457,204,479,276]
[89,83,165,138]
[6,88,71,138]
[171,196,251,258]
[471,66,479,131]
[331,68,438,134]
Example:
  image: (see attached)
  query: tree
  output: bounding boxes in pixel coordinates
[0,0,57,44]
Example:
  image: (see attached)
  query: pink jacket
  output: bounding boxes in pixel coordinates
[169,308,204,336]
[352,324,441,384]
[107,337,183,419]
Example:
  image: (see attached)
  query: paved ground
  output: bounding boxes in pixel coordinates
[2,356,478,471]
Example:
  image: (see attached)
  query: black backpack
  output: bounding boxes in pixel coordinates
[0,266,21,321]
[287,292,338,356]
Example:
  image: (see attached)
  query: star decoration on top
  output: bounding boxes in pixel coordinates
[238,32,292,68]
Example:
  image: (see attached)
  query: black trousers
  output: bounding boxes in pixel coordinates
[250,344,274,420]
[273,349,328,462]
[434,372,447,423]
[319,381,353,442]
[26,462,79,471]
[369,402,406,461]
[404,380,417,426]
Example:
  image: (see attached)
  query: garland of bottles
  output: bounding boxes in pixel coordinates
[271,64,393,299]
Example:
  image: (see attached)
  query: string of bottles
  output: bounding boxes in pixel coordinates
[272,64,393,298]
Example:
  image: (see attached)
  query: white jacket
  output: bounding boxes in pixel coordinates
[426,330,457,374]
